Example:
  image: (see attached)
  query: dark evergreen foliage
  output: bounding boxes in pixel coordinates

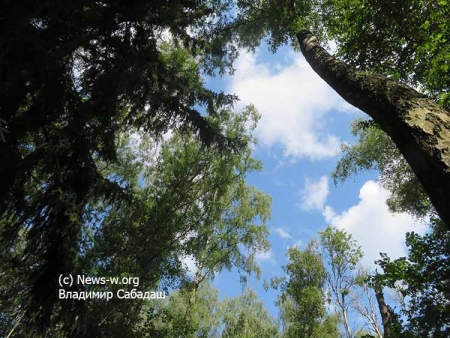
[0,0,241,333]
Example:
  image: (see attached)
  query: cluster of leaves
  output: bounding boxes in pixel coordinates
[220,288,281,338]
[332,118,433,219]
[273,241,330,338]
[139,283,222,338]
[139,283,281,338]
[324,0,450,108]
[376,218,450,337]
[268,227,384,338]
[0,105,273,336]
[234,0,327,52]
[0,0,248,330]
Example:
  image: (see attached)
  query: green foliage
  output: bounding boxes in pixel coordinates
[319,227,364,338]
[139,284,280,338]
[0,105,272,336]
[139,282,222,338]
[311,313,342,338]
[332,118,433,219]
[0,1,244,331]
[355,333,375,338]
[319,227,363,273]
[281,243,327,337]
[324,0,450,108]
[220,288,281,338]
[376,218,450,336]
[235,0,327,52]
[272,240,340,338]
[269,228,382,338]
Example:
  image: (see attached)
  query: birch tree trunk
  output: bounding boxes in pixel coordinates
[340,293,352,338]
[182,262,203,338]
[297,30,450,229]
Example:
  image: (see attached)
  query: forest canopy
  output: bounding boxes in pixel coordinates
[1,0,449,337]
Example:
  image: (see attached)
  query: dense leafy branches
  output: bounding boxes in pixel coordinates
[332,119,433,219]
[0,101,272,336]
[220,289,281,338]
[139,284,280,338]
[0,0,246,333]
[324,0,450,108]
[269,240,342,338]
[376,218,450,337]
[139,282,222,338]
[277,242,328,338]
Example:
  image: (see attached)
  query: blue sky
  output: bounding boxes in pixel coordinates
[197,42,429,322]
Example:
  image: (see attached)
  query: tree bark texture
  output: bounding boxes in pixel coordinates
[297,30,450,229]
[373,280,391,338]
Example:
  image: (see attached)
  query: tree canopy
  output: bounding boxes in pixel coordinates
[332,119,434,219]
[1,0,450,336]
[1,1,245,333]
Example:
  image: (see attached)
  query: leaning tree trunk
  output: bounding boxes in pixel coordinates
[373,278,392,338]
[297,30,450,229]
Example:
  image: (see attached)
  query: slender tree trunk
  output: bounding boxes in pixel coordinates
[340,294,352,338]
[182,263,203,338]
[297,30,450,229]
[373,280,391,338]
[183,232,211,338]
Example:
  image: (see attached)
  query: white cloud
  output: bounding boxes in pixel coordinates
[228,51,356,160]
[178,230,199,276]
[323,180,428,270]
[181,254,198,276]
[273,227,293,240]
[255,249,276,265]
[299,176,330,211]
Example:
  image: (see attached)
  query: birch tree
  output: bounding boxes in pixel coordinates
[319,227,363,338]
[297,29,450,228]
[234,0,450,227]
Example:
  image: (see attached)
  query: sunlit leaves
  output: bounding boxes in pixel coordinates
[324,0,450,108]
[270,240,335,338]
[332,118,433,219]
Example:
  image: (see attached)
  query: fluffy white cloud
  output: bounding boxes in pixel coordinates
[228,51,355,160]
[255,249,276,265]
[272,227,293,240]
[323,180,428,270]
[299,176,330,211]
